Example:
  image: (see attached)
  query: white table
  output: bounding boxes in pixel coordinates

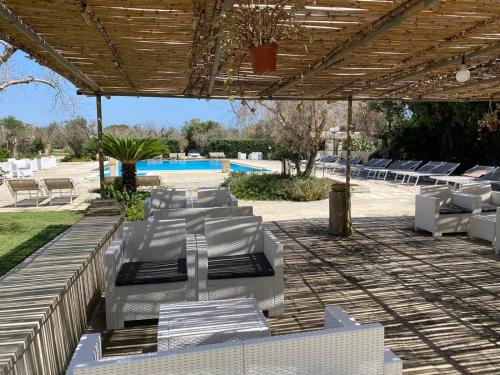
[157,298,271,351]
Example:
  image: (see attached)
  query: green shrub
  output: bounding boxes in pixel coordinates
[223,172,330,201]
[282,178,332,201]
[162,138,181,153]
[204,139,275,158]
[104,178,149,221]
[83,136,99,160]
[0,147,10,162]
[350,138,376,152]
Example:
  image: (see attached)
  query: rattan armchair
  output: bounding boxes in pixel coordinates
[415,185,482,236]
[105,219,198,329]
[197,216,284,317]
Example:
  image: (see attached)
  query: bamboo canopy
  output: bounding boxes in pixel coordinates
[0,0,498,101]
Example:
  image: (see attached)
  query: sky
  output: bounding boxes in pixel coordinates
[0,50,238,129]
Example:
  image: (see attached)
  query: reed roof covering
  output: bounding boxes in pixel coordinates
[0,0,498,101]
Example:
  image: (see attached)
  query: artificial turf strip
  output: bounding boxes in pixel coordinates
[0,211,83,277]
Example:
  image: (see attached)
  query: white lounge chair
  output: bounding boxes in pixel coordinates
[372,160,421,181]
[43,178,79,205]
[105,219,199,329]
[430,165,496,188]
[393,161,442,183]
[6,178,45,207]
[67,305,402,375]
[401,162,460,185]
[209,152,226,159]
[364,160,411,179]
[197,216,284,317]
[415,185,482,236]
[136,175,161,190]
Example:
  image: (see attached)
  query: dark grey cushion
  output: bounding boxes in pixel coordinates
[481,203,498,213]
[208,253,274,280]
[116,259,187,286]
[439,204,472,215]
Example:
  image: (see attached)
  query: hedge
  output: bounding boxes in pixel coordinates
[222,172,331,201]
[204,139,275,158]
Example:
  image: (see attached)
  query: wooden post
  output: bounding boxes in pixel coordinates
[345,96,353,236]
[96,95,105,198]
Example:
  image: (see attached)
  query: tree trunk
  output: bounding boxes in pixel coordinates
[294,159,302,176]
[303,150,318,178]
[122,162,137,192]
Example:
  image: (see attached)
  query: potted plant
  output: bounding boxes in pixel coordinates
[223,0,304,75]
[478,110,498,132]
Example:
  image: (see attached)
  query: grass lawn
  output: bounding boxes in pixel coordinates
[0,211,83,277]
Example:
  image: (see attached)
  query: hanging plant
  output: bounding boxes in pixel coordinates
[223,0,305,75]
[478,109,498,132]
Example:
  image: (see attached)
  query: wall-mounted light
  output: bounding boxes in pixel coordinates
[456,55,470,83]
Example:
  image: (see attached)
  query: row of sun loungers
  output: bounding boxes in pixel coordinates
[168,152,188,159]
[326,157,500,187]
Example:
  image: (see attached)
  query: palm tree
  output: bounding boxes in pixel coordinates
[103,135,166,191]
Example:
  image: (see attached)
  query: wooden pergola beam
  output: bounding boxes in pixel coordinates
[259,0,438,97]
[422,76,500,98]
[184,0,208,95]
[77,89,499,102]
[96,95,105,198]
[205,0,235,96]
[75,1,135,90]
[0,2,100,92]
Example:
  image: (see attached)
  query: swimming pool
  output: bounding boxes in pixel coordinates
[104,160,268,176]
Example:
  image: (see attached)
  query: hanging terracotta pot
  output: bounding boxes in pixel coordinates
[487,121,498,132]
[249,43,278,75]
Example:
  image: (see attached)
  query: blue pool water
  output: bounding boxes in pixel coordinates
[104,160,268,176]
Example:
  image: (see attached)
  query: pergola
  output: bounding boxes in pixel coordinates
[0,0,498,232]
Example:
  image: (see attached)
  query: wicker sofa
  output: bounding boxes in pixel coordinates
[415,185,482,236]
[197,216,284,317]
[67,305,402,375]
[105,219,199,329]
[152,206,254,234]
